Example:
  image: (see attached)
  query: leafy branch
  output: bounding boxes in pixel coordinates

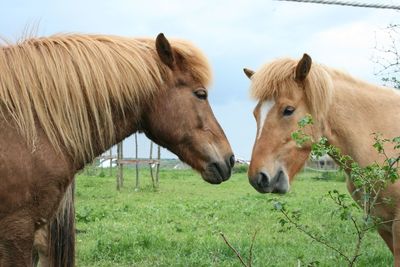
[274,115,400,266]
[274,200,353,265]
[373,23,400,89]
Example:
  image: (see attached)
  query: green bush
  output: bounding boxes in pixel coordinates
[233,164,248,174]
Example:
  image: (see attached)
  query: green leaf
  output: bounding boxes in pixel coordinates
[274,201,284,211]
[298,114,314,128]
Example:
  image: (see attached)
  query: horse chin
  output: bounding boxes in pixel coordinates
[201,161,231,184]
[201,174,223,184]
[255,186,289,194]
[256,185,289,194]
[271,187,289,194]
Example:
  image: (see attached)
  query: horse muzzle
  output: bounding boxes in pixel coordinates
[201,154,235,184]
[249,168,290,194]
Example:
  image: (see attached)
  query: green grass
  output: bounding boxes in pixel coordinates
[75,168,392,266]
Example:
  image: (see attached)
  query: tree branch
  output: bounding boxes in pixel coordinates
[248,229,259,267]
[220,232,248,267]
[280,209,352,265]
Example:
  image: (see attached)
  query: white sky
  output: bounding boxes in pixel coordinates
[1,0,399,159]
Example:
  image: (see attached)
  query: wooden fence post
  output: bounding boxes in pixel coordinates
[120,142,124,187]
[116,142,121,190]
[109,148,113,177]
[149,141,156,189]
[135,133,140,191]
[156,145,161,186]
[111,135,160,192]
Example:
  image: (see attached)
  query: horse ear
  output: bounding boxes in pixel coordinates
[243,68,255,79]
[295,53,312,81]
[156,33,175,69]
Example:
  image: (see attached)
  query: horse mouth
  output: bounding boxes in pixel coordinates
[270,170,289,194]
[201,161,231,184]
[249,169,289,194]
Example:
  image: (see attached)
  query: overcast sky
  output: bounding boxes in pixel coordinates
[1,0,399,160]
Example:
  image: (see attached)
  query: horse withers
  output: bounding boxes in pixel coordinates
[244,54,400,265]
[0,33,234,266]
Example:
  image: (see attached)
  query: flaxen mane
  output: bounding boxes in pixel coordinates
[250,57,334,121]
[0,34,211,162]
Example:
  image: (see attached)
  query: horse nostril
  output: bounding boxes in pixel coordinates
[257,172,269,188]
[229,155,235,168]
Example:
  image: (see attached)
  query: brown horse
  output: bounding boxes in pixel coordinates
[0,33,234,266]
[244,54,400,265]
[33,182,75,267]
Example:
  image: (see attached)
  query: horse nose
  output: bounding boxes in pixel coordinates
[257,172,269,188]
[249,172,270,193]
[229,154,235,168]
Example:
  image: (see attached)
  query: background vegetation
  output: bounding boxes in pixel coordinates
[75,167,391,266]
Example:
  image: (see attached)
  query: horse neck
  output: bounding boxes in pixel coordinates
[323,76,400,166]
[74,104,142,171]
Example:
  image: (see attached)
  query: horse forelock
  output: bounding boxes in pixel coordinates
[250,57,334,122]
[0,34,211,162]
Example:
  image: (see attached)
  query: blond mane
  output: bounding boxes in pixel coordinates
[250,57,334,121]
[0,34,211,162]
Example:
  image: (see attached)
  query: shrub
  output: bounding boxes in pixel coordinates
[233,164,248,174]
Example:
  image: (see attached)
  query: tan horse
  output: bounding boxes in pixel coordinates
[244,54,400,265]
[0,33,234,266]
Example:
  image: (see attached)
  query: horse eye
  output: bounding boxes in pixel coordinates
[194,89,208,100]
[283,106,295,116]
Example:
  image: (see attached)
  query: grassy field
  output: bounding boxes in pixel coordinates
[75,167,392,266]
